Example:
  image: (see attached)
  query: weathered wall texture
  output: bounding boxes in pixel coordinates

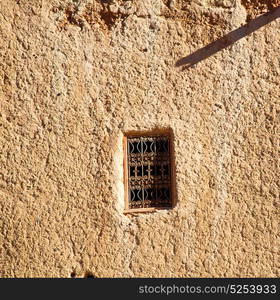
[0,0,279,277]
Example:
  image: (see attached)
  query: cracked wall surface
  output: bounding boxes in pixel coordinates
[241,0,280,19]
[0,0,279,277]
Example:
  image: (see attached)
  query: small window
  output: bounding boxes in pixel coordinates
[123,131,175,213]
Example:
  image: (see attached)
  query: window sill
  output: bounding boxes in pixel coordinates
[124,207,173,214]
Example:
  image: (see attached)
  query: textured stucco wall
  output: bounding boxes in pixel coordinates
[0,0,279,277]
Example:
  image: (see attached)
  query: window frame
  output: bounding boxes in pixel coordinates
[123,130,176,214]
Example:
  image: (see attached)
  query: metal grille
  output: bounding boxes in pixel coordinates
[126,135,172,209]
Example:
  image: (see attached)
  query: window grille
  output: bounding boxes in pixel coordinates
[124,132,174,212]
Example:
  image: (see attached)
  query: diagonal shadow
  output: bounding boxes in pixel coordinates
[176,6,280,69]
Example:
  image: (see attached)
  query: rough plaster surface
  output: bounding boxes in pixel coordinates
[0,0,279,277]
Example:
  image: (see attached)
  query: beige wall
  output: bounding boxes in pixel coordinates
[0,0,279,277]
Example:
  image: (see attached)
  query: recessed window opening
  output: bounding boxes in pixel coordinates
[124,131,175,212]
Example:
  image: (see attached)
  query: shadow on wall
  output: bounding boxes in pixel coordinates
[175,6,280,69]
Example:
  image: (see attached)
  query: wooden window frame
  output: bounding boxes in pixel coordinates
[123,129,176,214]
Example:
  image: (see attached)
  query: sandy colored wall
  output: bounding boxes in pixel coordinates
[0,0,279,277]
